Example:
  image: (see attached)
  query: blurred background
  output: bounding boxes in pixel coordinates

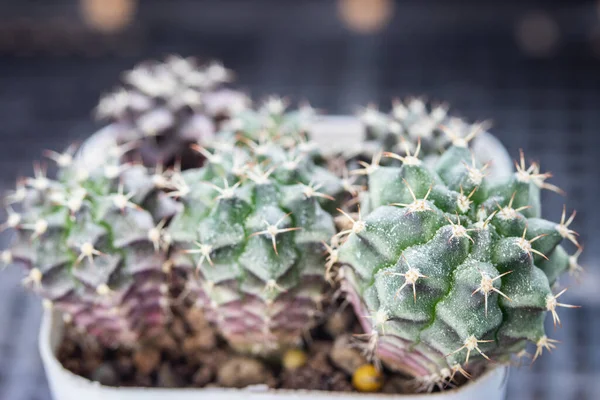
[0,0,598,399]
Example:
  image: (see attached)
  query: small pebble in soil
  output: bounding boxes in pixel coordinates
[154,333,178,352]
[133,346,161,375]
[171,318,188,340]
[382,374,421,394]
[325,308,355,337]
[183,330,216,353]
[329,334,368,375]
[306,343,334,375]
[115,353,135,376]
[158,362,184,388]
[352,364,384,393]
[185,306,210,332]
[91,362,118,386]
[192,365,214,387]
[282,349,308,370]
[217,357,273,388]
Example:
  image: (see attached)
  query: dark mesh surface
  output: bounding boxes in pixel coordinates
[0,1,598,399]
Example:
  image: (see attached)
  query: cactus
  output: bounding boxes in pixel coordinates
[166,122,344,356]
[217,97,320,159]
[335,132,582,390]
[351,99,489,166]
[2,145,179,347]
[96,56,250,169]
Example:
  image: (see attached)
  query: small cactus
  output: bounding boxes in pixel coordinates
[96,56,250,169]
[2,145,179,347]
[166,108,345,355]
[218,97,320,159]
[352,99,490,166]
[335,130,581,390]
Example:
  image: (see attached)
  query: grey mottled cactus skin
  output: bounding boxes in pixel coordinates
[96,56,249,168]
[353,99,489,166]
[336,136,581,389]
[2,148,179,347]
[217,97,321,160]
[166,107,344,355]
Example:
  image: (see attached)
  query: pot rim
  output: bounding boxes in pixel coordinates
[39,310,508,397]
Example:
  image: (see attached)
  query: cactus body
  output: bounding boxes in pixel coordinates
[4,149,178,347]
[167,107,343,355]
[337,138,580,388]
[217,97,320,160]
[96,56,249,169]
[353,99,488,166]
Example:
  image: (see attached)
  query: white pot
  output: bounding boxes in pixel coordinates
[40,310,508,400]
[77,116,514,184]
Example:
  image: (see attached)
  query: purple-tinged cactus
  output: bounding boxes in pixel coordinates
[96,56,250,169]
[2,145,179,347]
[165,108,345,356]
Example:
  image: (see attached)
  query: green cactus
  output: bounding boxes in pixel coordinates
[96,56,249,169]
[351,99,489,166]
[2,145,179,347]
[335,132,582,390]
[216,97,320,159]
[166,126,343,356]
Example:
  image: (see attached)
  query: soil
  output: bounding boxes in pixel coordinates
[57,301,471,393]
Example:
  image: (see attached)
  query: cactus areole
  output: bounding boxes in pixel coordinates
[336,134,581,390]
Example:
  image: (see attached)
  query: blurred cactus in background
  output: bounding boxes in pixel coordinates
[96,56,250,169]
[350,99,490,167]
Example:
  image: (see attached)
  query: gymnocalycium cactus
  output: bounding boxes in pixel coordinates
[166,106,344,356]
[96,56,249,169]
[352,99,489,165]
[334,132,582,390]
[217,96,321,159]
[2,146,179,347]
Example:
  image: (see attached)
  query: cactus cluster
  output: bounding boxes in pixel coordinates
[2,147,179,347]
[335,133,582,389]
[96,56,249,168]
[1,57,584,393]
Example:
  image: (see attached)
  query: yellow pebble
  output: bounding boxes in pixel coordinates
[282,349,308,370]
[352,364,383,392]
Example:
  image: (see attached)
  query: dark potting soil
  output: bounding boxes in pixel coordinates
[56,302,472,393]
